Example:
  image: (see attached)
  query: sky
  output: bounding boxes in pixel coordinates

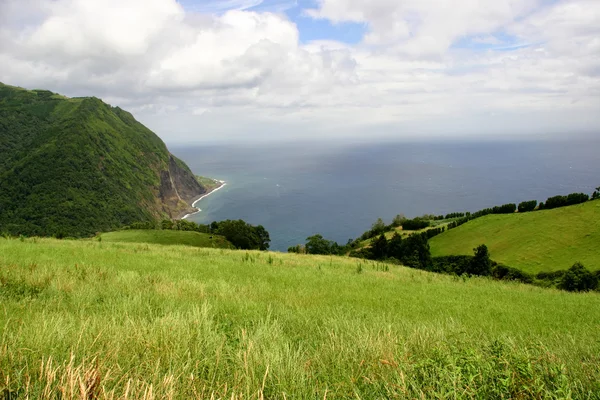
[0,0,599,143]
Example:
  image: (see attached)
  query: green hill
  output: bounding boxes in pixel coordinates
[1,237,599,398]
[0,82,209,237]
[430,200,600,273]
[100,229,233,249]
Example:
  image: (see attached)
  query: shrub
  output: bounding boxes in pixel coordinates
[542,193,588,210]
[518,200,537,213]
[402,218,430,231]
[468,244,492,276]
[559,262,598,292]
[491,264,533,283]
[431,255,473,275]
[492,203,517,214]
[212,220,270,250]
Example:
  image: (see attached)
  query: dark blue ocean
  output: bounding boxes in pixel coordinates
[172,138,600,251]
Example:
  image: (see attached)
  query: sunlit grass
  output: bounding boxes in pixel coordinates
[1,237,599,398]
[430,201,600,273]
[100,229,232,249]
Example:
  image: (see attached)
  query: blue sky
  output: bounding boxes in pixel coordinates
[180,0,367,44]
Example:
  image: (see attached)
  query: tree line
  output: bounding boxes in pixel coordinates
[124,219,270,251]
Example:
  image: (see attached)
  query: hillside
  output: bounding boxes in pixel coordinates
[0,83,209,237]
[100,229,233,249]
[1,237,599,398]
[430,200,600,273]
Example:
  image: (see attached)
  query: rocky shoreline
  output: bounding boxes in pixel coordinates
[179,180,226,220]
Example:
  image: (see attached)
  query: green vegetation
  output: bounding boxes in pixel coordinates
[0,83,207,238]
[196,175,223,192]
[1,237,600,398]
[100,229,233,249]
[430,201,600,273]
[211,219,271,250]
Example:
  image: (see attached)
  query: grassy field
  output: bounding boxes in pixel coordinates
[99,229,233,249]
[430,201,600,273]
[1,237,600,398]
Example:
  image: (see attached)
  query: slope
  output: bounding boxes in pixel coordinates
[0,83,208,237]
[1,237,599,398]
[429,200,600,273]
[100,229,233,249]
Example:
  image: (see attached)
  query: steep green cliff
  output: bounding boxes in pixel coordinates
[0,83,207,237]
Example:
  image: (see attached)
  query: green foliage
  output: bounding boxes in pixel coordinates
[559,262,598,292]
[304,234,338,255]
[1,238,600,398]
[430,200,600,273]
[195,176,223,192]
[212,219,270,250]
[0,83,205,238]
[100,229,232,249]
[541,193,589,210]
[401,217,430,230]
[391,213,406,227]
[491,264,533,284]
[518,200,538,212]
[370,217,386,235]
[470,244,492,276]
[371,233,388,259]
[287,244,304,253]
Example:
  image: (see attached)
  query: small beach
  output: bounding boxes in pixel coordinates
[182,180,226,219]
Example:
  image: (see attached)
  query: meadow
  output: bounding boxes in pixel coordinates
[429,200,600,273]
[1,237,599,399]
[100,230,232,249]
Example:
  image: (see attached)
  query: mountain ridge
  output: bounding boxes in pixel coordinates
[0,82,208,237]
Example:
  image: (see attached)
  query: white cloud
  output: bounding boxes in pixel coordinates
[0,0,598,143]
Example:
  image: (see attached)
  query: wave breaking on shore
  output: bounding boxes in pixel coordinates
[182,180,226,219]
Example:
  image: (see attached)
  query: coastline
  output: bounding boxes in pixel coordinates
[181,180,226,220]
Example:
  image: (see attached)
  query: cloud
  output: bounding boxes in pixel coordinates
[0,0,598,143]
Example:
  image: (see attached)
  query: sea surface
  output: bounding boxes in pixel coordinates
[172,138,600,251]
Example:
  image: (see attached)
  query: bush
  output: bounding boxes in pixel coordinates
[431,255,473,274]
[559,262,598,292]
[492,203,517,214]
[304,234,338,255]
[469,244,492,276]
[212,220,270,250]
[444,212,465,219]
[542,193,589,210]
[518,200,537,213]
[402,218,430,231]
[492,264,533,283]
[287,244,305,254]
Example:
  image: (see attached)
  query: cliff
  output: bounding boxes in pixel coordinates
[0,82,208,237]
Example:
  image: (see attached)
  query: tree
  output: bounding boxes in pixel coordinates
[305,234,334,255]
[392,214,406,228]
[559,262,598,292]
[469,244,491,276]
[399,234,431,270]
[592,187,600,200]
[518,200,537,213]
[372,233,388,259]
[371,218,386,236]
[253,225,270,250]
[387,233,403,260]
[213,219,270,250]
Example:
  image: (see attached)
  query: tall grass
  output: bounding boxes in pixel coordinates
[1,237,599,398]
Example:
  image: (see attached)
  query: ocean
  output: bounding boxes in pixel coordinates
[171,138,600,251]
